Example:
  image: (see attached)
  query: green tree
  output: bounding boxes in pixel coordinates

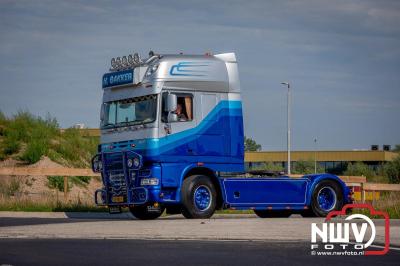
[244,136,261,152]
[384,156,400,184]
[392,144,400,153]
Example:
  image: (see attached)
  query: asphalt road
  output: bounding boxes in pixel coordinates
[0,239,399,266]
[0,217,110,227]
[0,213,399,265]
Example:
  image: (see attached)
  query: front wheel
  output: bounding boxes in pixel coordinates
[181,175,217,219]
[129,204,165,220]
[310,180,344,217]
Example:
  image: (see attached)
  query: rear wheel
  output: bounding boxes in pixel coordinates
[254,210,291,218]
[129,204,165,220]
[310,180,344,217]
[181,175,217,219]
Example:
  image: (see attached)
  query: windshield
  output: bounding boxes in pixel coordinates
[101,95,157,129]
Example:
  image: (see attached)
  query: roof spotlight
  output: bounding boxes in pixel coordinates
[116,57,122,68]
[133,53,140,65]
[128,54,134,65]
[111,58,117,68]
[122,56,128,67]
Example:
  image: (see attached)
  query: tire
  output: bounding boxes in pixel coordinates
[301,209,316,217]
[129,204,165,220]
[310,180,344,217]
[254,210,291,218]
[181,175,217,219]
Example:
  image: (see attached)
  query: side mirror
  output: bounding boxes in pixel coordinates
[166,94,177,112]
[168,113,178,123]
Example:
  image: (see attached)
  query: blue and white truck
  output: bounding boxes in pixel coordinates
[92,52,352,219]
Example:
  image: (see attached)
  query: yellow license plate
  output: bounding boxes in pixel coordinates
[112,196,124,203]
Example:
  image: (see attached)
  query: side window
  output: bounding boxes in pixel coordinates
[162,93,193,122]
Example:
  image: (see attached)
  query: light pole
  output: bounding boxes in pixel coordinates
[314,138,318,173]
[281,82,291,175]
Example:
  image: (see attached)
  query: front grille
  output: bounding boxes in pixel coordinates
[96,150,147,205]
[108,171,127,196]
[104,153,124,171]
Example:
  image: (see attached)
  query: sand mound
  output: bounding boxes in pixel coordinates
[1,156,101,203]
[29,156,65,168]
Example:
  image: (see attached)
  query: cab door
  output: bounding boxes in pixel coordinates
[160,91,197,157]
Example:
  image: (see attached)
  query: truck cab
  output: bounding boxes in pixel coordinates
[93,52,352,219]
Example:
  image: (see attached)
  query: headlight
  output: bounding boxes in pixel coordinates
[92,155,102,173]
[133,157,140,168]
[140,178,159,186]
[127,157,140,168]
[93,161,99,171]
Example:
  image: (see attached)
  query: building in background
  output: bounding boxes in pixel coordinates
[245,150,398,174]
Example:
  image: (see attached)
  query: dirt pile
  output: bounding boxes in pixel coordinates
[0,156,101,203]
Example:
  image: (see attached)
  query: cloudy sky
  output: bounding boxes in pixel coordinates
[0,0,399,151]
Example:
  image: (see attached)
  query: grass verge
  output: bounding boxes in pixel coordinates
[0,194,108,212]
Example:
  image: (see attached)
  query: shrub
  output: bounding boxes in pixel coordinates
[52,128,98,167]
[21,139,48,164]
[47,176,69,192]
[47,176,91,192]
[70,176,91,188]
[7,111,36,142]
[344,162,376,179]
[2,137,20,155]
[0,110,7,135]
[384,156,400,184]
[0,110,98,166]
[249,162,284,172]
[0,110,6,124]
[292,160,324,174]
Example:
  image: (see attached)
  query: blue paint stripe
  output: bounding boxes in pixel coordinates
[153,100,242,151]
[102,100,242,153]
